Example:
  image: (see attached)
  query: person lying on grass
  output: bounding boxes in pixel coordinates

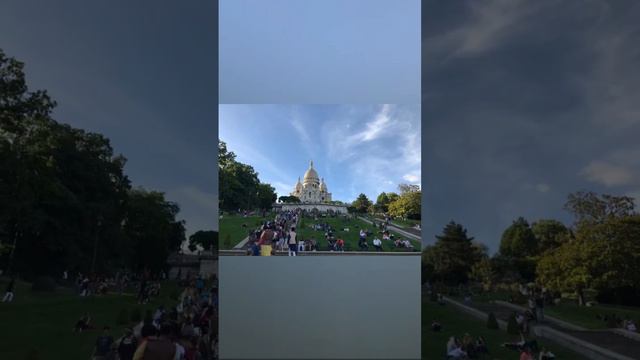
[74,312,93,332]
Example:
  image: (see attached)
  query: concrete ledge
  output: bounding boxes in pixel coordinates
[219,249,420,256]
[611,328,640,342]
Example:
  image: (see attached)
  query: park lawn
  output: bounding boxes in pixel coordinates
[297,216,420,252]
[219,214,268,249]
[422,299,587,360]
[544,301,640,330]
[0,278,179,360]
[456,290,640,330]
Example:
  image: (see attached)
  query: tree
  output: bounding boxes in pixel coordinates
[256,183,277,210]
[351,193,372,214]
[470,257,495,289]
[499,217,538,257]
[188,230,218,252]
[398,183,420,195]
[278,195,300,204]
[388,189,421,220]
[531,219,570,253]
[375,192,391,213]
[123,189,185,273]
[422,221,479,285]
[564,191,635,225]
[0,49,187,278]
[537,215,640,305]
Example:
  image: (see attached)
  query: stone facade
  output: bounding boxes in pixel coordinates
[291,160,332,203]
[279,202,348,214]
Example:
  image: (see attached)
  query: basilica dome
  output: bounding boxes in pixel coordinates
[303,160,320,185]
[292,160,332,203]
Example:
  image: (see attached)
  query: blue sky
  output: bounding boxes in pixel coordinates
[220,104,420,203]
[0,0,218,238]
[422,0,640,253]
[219,0,420,104]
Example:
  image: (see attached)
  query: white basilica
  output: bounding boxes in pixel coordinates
[291,161,332,203]
[276,160,348,214]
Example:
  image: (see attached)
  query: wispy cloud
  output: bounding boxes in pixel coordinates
[580,160,635,187]
[425,0,541,61]
[290,107,315,158]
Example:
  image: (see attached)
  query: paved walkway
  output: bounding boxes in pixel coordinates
[358,216,421,241]
[460,298,640,359]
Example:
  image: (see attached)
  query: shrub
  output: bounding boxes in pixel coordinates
[487,312,499,329]
[507,313,520,335]
[130,308,142,323]
[117,308,129,325]
[31,276,56,292]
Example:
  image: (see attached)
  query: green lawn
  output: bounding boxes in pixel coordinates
[544,301,640,330]
[422,299,587,359]
[219,213,269,249]
[0,278,179,360]
[457,290,640,330]
[297,216,420,251]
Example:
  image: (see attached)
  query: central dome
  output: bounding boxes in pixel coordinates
[303,160,319,184]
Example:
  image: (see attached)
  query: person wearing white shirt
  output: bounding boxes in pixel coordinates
[373,238,382,251]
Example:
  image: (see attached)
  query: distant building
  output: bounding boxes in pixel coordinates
[290,160,332,203]
[276,160,348,214]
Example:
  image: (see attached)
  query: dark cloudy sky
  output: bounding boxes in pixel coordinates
[422,0,640,252]
[0,1,218,241]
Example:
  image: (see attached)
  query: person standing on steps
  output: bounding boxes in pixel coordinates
[288,226,297,256]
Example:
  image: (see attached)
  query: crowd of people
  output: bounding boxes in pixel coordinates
[500,333,556,360]
[236,209,417,255]
[88,275,219,360]
[445,334,489,359]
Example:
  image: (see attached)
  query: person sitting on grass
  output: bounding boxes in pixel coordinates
[92,326,114,360]
[74,312,93,332]
[538,347,556,360]
[475,336,489,355]
[116,328,138,360]
[336,238,345,252]
[624,318,637,332]
[431,320,442,332]
[501,333,527,351]
[461,333,475,357]
[446,336,467,359]
[519,345,535,360]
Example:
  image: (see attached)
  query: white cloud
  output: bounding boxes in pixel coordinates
[290,107,315,157]
[535,183,550,193]
[403,173,420,183]
[425,0,540,60]
[580,160,635,187]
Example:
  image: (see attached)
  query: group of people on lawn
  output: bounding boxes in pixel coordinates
[89,276,219,360]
